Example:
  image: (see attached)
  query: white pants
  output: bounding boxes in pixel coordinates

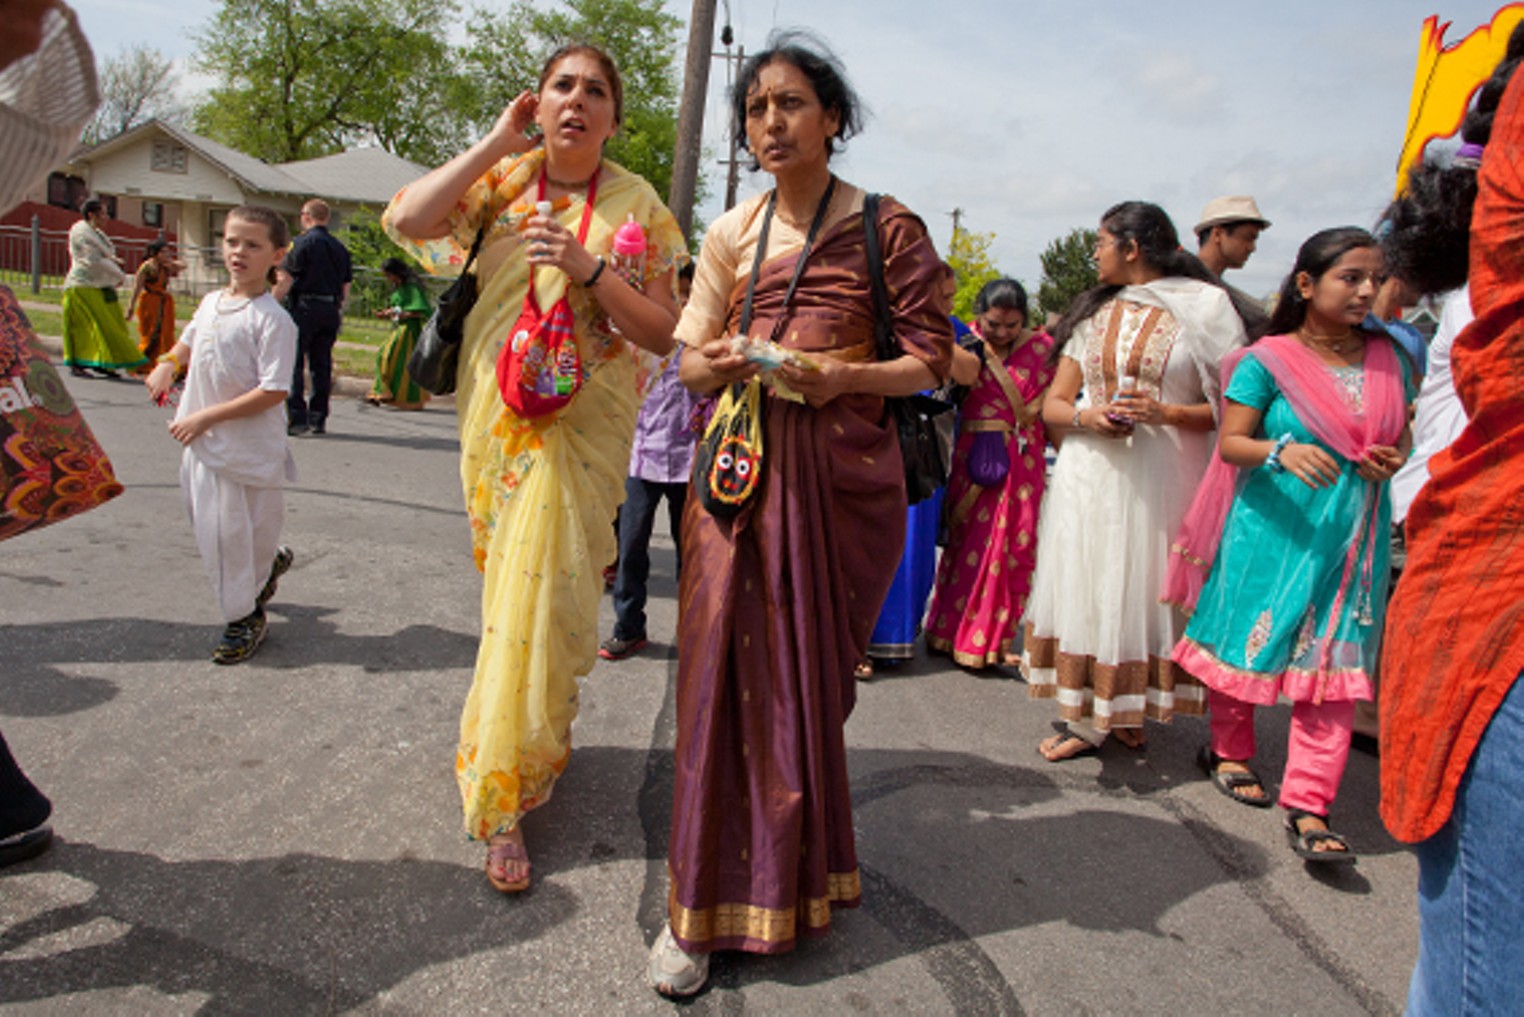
[181,452,284,622]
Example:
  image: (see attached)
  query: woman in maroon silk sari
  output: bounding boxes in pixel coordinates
[648,33,953,997]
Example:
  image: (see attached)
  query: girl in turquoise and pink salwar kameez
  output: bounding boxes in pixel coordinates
[926,279,1053,668]
[1167,228,1414,863]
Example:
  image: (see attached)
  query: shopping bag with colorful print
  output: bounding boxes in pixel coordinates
[0,285,123,542]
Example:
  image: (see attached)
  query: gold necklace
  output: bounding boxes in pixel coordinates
[1297,326,1360,355]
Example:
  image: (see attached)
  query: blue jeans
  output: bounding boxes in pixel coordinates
[1407,674,1524,1015]
[611,476,687,641]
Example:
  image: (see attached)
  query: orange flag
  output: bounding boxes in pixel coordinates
[1397,4,1524,194]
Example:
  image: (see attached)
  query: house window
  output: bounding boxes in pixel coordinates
[209,208,228,247]
[143,202,164,228]
[151,140,188,174]
[47,173,88,211]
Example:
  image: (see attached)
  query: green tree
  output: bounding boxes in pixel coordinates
[945,225,1002,321]
[190,0,469,165]
[459,0,687,216]
[1036,227,1099,323]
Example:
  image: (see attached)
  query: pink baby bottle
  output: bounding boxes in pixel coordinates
[611,215,647,291]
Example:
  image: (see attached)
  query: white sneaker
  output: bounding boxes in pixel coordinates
[648,924,709,997]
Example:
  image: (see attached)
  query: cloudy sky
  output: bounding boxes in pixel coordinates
[69,0,1509,298]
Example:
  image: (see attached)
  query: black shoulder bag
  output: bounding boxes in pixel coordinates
[407,224,487,396]
[862,193,951,504]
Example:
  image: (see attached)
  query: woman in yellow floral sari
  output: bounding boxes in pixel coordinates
[384,44,687,893]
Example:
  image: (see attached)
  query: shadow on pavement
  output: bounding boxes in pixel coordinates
[0,840,576,1013]
[0,613,479,715]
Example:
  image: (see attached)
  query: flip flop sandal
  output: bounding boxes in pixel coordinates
[1198,746,1273,808]
[485,835,532,892]
[854,659,874,681]
[1284,808,1358,865]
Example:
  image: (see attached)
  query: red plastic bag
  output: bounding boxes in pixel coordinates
[497,290,582,418]
[495,165,598,419]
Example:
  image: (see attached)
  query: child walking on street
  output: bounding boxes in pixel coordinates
[145,205,298,664]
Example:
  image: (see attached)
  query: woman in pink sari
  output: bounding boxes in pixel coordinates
[926,278,1054,667]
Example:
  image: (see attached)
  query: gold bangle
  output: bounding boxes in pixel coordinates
[158,350,182,371]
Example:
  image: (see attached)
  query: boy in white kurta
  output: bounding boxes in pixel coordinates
[146,207,298,663]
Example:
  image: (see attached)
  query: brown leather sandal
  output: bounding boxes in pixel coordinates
[485,831,531,892]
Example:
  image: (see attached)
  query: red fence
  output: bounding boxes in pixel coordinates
[0,202,175,278]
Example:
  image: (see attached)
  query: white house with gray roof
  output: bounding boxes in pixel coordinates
[35,119,426,265]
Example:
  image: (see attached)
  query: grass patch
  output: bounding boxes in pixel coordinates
[22,308,63,338]
[336,344,380,380]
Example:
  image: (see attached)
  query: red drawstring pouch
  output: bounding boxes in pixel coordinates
[497,167,600,419]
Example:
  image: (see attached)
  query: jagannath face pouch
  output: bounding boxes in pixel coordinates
[709,434,760,503]
[694,378,764,520]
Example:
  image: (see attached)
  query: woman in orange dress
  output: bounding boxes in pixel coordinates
[127,239,184,368]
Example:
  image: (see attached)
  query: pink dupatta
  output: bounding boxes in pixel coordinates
[1163,333,1406,694]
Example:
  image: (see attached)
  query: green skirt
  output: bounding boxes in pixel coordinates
[370,319,428,408]
[62,286,146,371]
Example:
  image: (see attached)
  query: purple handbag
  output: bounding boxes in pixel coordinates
[966,430,1010,487]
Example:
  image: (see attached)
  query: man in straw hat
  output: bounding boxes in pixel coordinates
[1195,195,1272,338]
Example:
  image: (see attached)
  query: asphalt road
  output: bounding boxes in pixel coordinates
[0,362,1418,1015]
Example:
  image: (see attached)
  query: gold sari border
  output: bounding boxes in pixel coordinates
[668,870,862,951]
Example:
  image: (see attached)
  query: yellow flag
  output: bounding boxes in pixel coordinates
[1398,4,1524,194]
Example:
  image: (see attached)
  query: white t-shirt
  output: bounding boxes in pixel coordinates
[175,291,298,487]
[1391,286,1472,523]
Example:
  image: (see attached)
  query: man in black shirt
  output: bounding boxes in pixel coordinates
[276,199,352,435]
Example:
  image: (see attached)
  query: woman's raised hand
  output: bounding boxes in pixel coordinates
[488,90,539,157]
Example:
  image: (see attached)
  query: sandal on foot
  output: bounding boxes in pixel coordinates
[1284,808,1358,865]
[1039,722,1099,762]
[854,658,874,681]
[485,831,531,892]
[649,924,709,997]
[1197,746,1273,808]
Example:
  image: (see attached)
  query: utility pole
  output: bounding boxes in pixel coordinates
[669,0,718,239]
[948,207,964,246]
[722,43,745,211]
